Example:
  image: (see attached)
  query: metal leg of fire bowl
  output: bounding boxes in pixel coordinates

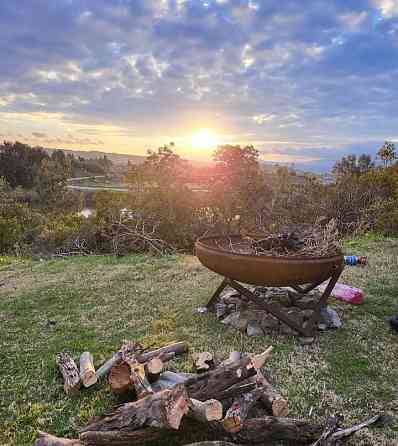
[303,267,343,338]
[206,278,229,311]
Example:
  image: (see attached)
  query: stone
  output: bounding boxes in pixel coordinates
[320,307,342,329]
[260,314,280,330]
[246,320,264,337]
[294,295,316,310]
[221,311,247,331]
[298,336,315,345]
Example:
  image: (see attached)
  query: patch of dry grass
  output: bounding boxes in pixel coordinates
[0,235,397,445]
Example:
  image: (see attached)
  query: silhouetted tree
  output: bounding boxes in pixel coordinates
[378,141,396,166]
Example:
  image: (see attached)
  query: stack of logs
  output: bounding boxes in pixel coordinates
[36,341,383,446]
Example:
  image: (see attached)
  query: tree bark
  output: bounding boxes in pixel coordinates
[186,348,273,401]
[56,353,81,396]
[79,352,97,388]
[34,432,82,446]
[137,341,188,363]
[127,361,153,399]
[81,385,189,433]
[231,417,323,444]
[188,398,223,422]
[80,428,166,446]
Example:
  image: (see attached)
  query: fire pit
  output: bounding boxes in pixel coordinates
[195,236,345,340]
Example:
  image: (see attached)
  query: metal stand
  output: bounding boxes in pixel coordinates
[206,268,343,338]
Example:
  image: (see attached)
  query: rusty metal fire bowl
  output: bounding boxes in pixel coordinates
[195,236,345,339]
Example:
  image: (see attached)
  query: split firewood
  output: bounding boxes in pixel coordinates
[222,387,264,433]
[127,361,153,399]
[79,352,97,388]
[108,362,131,395]
[186,347,273,401]
[81,385,190,433]
[250,369,289,417]
[192,352,214,373]
[34,431,82,446]
[56,353,81,396]
[188,398,223,422]
[145,357,163,382]
[137,341,188,363]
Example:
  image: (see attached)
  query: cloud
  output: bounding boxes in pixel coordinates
[0,0,397,169]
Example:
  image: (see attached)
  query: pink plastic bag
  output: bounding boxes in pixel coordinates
[318,282,364,305]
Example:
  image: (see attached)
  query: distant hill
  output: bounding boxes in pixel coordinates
[46,148,146,166]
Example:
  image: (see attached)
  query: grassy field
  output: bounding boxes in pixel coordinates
[0,235,397,445]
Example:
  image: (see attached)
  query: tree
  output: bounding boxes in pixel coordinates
[332,154,374,177]
[378,141,396,167]
[0,141,48,188]
[209,145,271,232]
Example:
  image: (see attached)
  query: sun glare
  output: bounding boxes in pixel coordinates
[191,129,218,150]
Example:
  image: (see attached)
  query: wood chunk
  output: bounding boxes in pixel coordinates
[108,362,131,395]
[222,388,264,433]
[250,347,273,370]
[34,432,82,446]
[79,352,97,388]
[192,352,214,373]
[251,370,289,417]
[145,357,164,382]
[188,398,223,422]
[56,353,81,396]
[96,342,142,380]
[81,385,189,433]
[128,361,153,399]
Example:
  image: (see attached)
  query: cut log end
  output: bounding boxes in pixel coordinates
[272,397,289,417]
[189,398,223,422]
[250,346,273,370]
[34,431,82,446]
[80,352,97,388]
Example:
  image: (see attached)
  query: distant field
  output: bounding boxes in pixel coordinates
[0,235,397,445]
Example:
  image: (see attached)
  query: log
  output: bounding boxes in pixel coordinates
[184,443,238,446]
[81,385,189,433]
[151,371,195,392]
[80,428,166,446]
[34,432,82,446]
[220,351,241,367]
[222,388,264,433]
[192,352,214,373]
[108,362,131,395]
[79,352,97,388]
[56,353,81,396]
[96,342,141,379]
[188,398,223,422]
[251,369,289,417]
[145,357,163,382]
[186,348,273,401]
[231,416,323,444]
[137,341,188,363]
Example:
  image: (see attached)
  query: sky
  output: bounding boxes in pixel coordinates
[1,0,398,171]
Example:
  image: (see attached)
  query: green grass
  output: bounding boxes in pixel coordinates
[0,237,397,445]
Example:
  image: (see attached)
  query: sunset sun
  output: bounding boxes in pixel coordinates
[191,129,218,150]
